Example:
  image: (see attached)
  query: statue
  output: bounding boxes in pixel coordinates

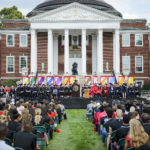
[72,62,78,75]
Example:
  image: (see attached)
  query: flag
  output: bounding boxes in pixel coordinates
[54,76,62,85]
[64,76,70,85]
[93,76,98,84]
[70,76,76,85]
[109,77,115,84]
[30,76,35,85]
[85,76,92,85]
[118,76,125,86]
[47,76,54,85]
[128,76,134,86]
[101,77,108,85]
[38,76,45,85]
[23,77,29,85]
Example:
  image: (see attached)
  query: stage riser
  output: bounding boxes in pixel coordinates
[54,97,147,109]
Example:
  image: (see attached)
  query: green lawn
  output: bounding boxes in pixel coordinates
[45,109,107,150]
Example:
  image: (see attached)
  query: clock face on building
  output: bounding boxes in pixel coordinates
[73,85,79,92]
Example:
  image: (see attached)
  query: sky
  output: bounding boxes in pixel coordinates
[0,0,150,24]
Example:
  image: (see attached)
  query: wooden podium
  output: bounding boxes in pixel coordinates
[72,83,80,98]
[84,88,90,98]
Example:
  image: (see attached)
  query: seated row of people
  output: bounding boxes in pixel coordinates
[0,99,66,150]
[87,99,150,150]
[83,83,141,99]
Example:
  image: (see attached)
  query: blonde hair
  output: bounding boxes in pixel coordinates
[35,108,42,125]
[3,110,10,121]
[0,115,8,124]
[129,119,149,148]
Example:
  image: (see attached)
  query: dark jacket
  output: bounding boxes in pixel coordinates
[14,130,37,150]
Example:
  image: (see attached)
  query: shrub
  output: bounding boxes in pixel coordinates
[2,79,19,87]
[143,84,150,91]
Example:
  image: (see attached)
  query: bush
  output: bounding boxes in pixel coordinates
[1,79,19,87]
[143,84,150,91]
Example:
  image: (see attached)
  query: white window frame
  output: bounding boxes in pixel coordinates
[135,80,144,88]
[135,56,144,73]
[6,56,15,73]
[19,34,28,47]
[19,56,28,73]
[135,34,143,47]
[122,33,130,47]
[122,56,130,72]
[6,34,15,47]
[61,35,64,46]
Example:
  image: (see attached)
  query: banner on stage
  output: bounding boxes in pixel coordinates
[109,76,115,84]
[64,76,70,85]
[47,76,54,85]
[38,76,45,85]
[93,76,98,84]
[29,76,35,85]
[118,76,125,85]
[69,76,76,85]
[101,76,108,85]
[64,76,76,85]
[85,76,92,85]
[23,76,29,85]
[128,76,134,86]
[54,76,62,85]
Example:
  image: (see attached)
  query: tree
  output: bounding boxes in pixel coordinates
[0,6,24,19]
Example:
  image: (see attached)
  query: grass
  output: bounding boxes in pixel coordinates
[45,109,107,150]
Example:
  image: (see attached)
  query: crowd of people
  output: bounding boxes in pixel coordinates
[0,98,66,150]
[86,99,150,150]
[0,82,141,100]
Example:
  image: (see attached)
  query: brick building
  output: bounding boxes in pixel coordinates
[0,0,150,85]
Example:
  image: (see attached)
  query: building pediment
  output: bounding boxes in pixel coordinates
[29,2,121,23]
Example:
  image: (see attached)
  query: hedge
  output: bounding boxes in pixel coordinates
[143,84,150,91]
[0,79,19,87]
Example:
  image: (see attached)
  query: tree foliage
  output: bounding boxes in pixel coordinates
[0,6,24,19]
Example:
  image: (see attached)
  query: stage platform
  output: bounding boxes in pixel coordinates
[52,97,147,109]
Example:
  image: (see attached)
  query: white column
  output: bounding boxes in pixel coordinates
[64,29,69,74]
[115,29,120,74]
[97,29,103,74]
[113,32,116,72]
[82,29,87,75]
[48,29,53,74]
[92,35,97,75]
[31,29,37,74]
[53,34,58,74]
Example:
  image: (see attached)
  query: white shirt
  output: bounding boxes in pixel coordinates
[0,140,15,150]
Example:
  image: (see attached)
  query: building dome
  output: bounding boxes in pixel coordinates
[27,0,122,18]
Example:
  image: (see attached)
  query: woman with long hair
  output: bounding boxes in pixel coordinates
[125,119,149,150]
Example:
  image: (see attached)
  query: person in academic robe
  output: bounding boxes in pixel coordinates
[103,84,109,98]
[0,86,4,97]
[96,84,103,98]
[90,84,97,98]
[109,84,116,98]
[64,84,69,97]
[31,84,39,100]
[59,84,65,98]
[25,84,31,99]
[52,85,59,98]
[128,84,134,98]
[10,86,16,98]
[134,84,141,97]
